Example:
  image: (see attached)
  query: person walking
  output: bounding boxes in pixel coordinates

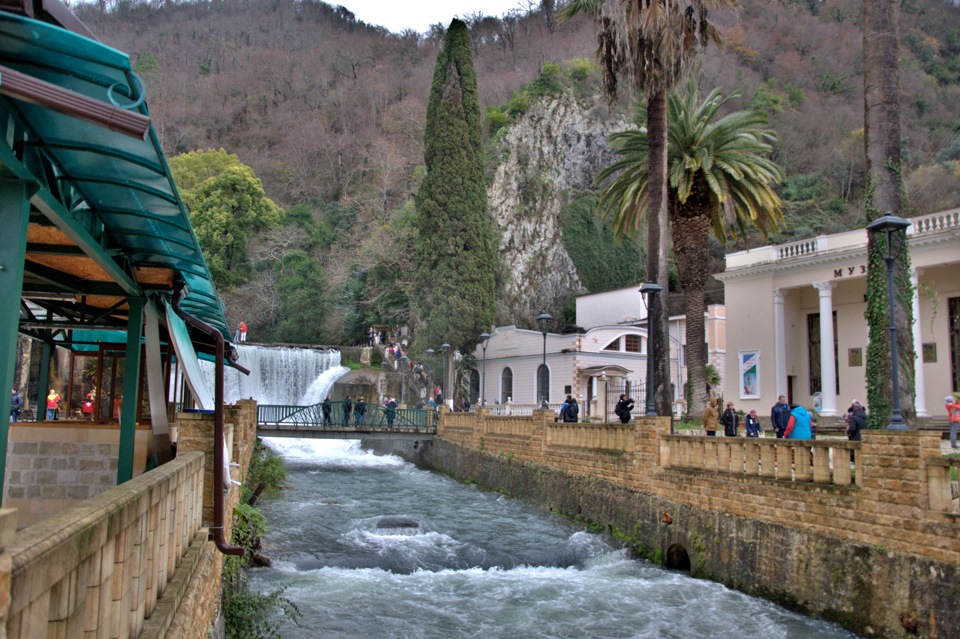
[846,400,866,442]
[703,397,719,436]
[386,397,398,426]
[10,388,23,423]
[560,395,579,422]
[745,409,762,437]
[45,389,61,421]
[322,396,332,426]
[771,395,790,439]
[783,404,813,439]
[721,401,740,436]
[342,395,353,426]
[946,394,960,449]
[615,394,634,424]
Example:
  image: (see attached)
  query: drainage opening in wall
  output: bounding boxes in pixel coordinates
[666,544,691,571]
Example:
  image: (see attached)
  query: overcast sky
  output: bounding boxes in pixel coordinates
[335,0,526,34]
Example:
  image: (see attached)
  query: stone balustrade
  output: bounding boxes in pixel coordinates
[6,451,205,639]
[925,456,960,515]
[661,435,859,486]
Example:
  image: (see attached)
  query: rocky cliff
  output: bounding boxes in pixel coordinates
[489,93,632,327]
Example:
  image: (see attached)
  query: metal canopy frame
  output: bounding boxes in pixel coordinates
[0,5,233,497]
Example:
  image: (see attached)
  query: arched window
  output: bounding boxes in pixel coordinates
[537,364,550,404]
[501,368,513,404]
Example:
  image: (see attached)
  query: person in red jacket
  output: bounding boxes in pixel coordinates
[946,395,960,449]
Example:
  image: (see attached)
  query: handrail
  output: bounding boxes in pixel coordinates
[257,401,436,431]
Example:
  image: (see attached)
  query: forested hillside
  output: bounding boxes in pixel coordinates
[74,0,960,343]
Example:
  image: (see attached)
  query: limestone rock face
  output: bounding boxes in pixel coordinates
[488,93,632,326]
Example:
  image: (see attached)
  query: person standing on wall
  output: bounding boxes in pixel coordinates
[721,401,740,436]
[946,394,960,449]
[745,409,762,437]
[703,397,719,436]
[771,395,790,439]
[10,388,23,423]
[239,321,247,342]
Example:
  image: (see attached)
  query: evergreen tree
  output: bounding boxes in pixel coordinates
[413,19,496,355]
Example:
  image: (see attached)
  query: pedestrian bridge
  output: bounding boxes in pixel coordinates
[256,401,437,440]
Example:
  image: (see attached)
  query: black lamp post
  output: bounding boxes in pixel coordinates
[425,347,435,404]
[865,211,912,431]
[441,342,450,406]
[479,332,490,406]
[640,283,663,417]
[536,312,552,409]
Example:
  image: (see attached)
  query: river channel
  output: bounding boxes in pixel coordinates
[250,438,854,638]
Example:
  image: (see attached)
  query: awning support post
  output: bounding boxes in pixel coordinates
[117,296,143,484]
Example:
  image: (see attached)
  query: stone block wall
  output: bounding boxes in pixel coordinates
[420,411,960,638]
[4,423,154,528]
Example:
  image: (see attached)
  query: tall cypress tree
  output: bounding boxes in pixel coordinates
[413,19,496,354]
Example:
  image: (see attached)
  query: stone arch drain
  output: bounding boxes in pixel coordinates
[666,544,691,571]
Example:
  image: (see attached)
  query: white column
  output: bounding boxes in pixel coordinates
[773,289,788,400]
[911,269,928,417]
[813,281,838,416]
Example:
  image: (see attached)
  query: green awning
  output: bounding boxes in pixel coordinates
[0,11,230,340]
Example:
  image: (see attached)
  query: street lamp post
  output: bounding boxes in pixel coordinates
[536,312,552,409]
[425,347,435,405]
[441,343,450,407]
[479,332,490,406]
[865,211,912,431]
[640,283,663,417]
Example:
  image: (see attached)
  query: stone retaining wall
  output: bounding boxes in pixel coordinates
[409,409,960,639]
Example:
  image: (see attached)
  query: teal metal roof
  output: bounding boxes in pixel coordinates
[0,11,230,341]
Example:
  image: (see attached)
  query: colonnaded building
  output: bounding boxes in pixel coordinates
[718,208,959,420]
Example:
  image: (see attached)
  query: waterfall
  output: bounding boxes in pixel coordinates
[201,345,349,406]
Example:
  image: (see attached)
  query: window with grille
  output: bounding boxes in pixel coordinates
[624,334,642,353]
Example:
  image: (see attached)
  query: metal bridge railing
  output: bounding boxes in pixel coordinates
[257,400,436,431]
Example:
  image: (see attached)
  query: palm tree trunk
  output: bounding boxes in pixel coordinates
[672,202,712,419]
[646,88,672,417]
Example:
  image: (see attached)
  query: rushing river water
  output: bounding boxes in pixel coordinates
[251,439,854,639]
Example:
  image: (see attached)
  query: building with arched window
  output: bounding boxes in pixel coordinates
[472,285,726,417]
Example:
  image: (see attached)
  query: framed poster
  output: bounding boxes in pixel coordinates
[739,350,760,399]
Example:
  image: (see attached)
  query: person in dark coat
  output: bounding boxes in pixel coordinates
[10,388,23,423]
[846,400,866,442]
[342,395,353,426]
[322,396,332,426]
[615,394,634,424]
[720,401,740,437]
[745,409,762,437]
[354,397,365,425]
[771,395,790,438]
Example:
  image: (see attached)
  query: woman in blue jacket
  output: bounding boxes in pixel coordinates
[783,404,812,439]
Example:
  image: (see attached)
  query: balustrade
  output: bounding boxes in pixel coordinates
[926,456,960,515]
[661,436,859,486]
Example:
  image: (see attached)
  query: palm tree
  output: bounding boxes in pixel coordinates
[560,0,736,416]
[597,78,784,417]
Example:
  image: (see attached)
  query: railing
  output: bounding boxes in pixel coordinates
[774,237,820,260]
[7,452,205,639]
[909,208,960,235]
[257,400,436,431]
[488,402,563,417]
[926,456,960,514]
[661,435,859,486]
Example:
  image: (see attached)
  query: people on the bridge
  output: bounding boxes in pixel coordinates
[343,395,353,426]
[46,389,62,421]
[946,394,960,449]
[560,395,579,422]
[771,395,790,439]
[783,404,812,439]
[354,396,366,425]
[721,401,740,437]
[745,409,762,437]
[703,397,719,436]
[81,393,95,420]
[845,400,866,442]
[615,394,634,424]
[10,388,23,423]
[386,397,398,426]
[322,396,332,426]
